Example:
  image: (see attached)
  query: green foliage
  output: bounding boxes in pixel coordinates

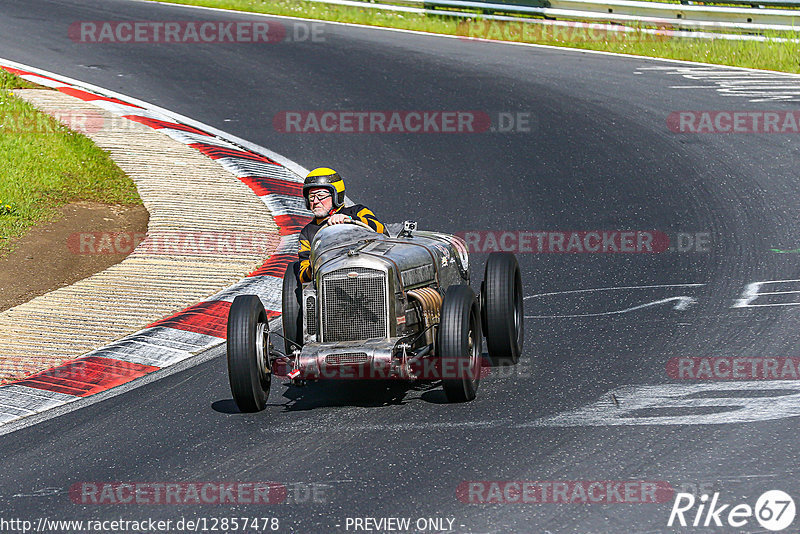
[0,83,141,252]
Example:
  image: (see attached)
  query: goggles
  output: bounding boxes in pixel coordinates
[307,191,332,203]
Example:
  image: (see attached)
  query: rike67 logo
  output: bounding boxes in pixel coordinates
[668,490,795,531]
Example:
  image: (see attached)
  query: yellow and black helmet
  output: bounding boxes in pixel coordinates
[303,167,345,209]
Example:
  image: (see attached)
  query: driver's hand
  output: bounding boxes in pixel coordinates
[328,213,351,225]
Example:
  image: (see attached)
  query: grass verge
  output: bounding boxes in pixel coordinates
[0,70,142,254]
[150,0,800,73]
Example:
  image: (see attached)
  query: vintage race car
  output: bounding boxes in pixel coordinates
[226,220,524,412]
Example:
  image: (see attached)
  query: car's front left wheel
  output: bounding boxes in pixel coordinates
[483,252,524,364]
[227,294,271,412]
[438,285,482,402]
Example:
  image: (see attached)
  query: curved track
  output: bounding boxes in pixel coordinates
[1,1,800,531]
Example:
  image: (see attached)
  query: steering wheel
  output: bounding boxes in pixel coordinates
[319,217,375,232]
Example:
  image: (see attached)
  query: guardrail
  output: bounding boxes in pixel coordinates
[680,0,800,6]
[426,0,800,7]
[304,0,800,37]
[423,0,800,30]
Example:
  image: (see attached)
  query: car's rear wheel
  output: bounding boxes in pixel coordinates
[282,262,303,354]
[483,252,524,364]
[439,285,482,402]
[227,295,271,412]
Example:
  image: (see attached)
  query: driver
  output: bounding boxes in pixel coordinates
[297,167,386,283]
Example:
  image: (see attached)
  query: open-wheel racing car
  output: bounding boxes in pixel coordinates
[226,219,524,412]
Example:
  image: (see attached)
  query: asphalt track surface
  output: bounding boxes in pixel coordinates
[2,1,800,532]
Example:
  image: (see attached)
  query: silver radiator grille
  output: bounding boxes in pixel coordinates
[322,267,388,342]
[326,352,368,365]
[305,295,317,336]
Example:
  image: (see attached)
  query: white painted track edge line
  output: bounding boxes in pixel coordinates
[0,317,284,437]
[132,0,800,77]
[0,344,225,437]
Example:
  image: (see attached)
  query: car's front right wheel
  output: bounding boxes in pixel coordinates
[227,294,271,412]
[438,284,482,402]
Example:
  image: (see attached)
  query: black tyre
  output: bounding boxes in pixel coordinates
[439,284,482,402]
[227,295,271,413]
[282,262,303,354]
[483,252,524,364]
[480,280,488,336]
